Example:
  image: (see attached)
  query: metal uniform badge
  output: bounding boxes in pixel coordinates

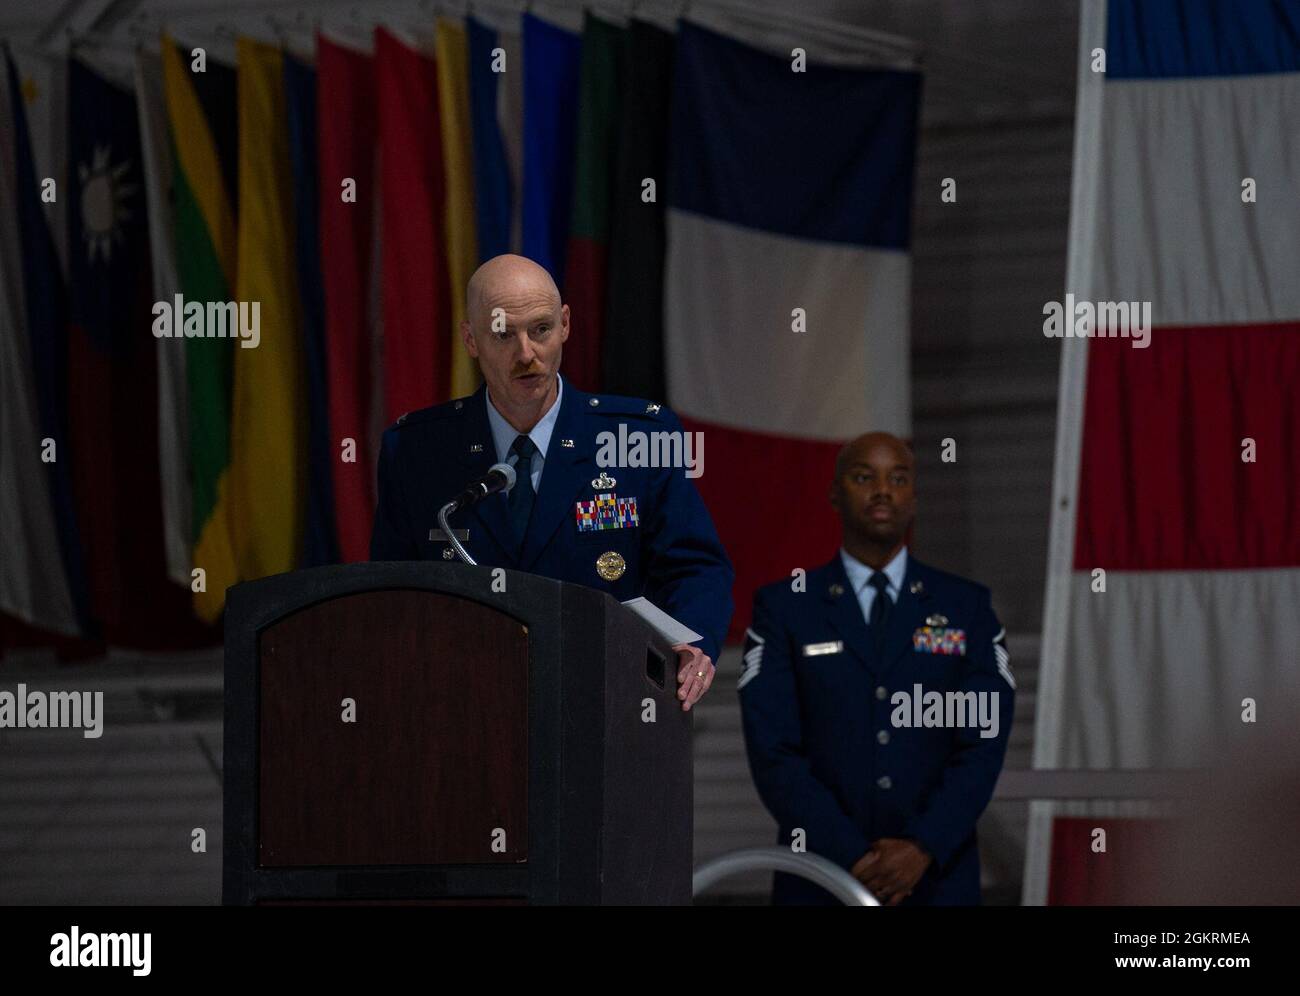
[592,471,616,489]
[596,551,626,581]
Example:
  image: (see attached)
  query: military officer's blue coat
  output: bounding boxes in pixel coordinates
[739,553,1014,905]
[369,380,734,663]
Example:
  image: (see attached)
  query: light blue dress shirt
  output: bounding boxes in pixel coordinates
[485,374,564,493]
[840,545,908,623]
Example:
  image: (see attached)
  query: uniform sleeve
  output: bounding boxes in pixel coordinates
[902,588,1015,869]
[640,410,734,663]
[369,428,419,561]
[738,588,872,871]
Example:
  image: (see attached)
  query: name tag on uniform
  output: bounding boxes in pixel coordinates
[428,528,469,542]
[913,626,966,656]
[802,640,843,657]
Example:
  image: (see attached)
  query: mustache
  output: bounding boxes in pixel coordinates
[511,365,546,377]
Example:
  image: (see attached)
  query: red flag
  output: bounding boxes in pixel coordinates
[318,34,378,563]
[376,28,450,423]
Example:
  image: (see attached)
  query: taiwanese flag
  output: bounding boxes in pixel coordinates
[65,56,211,648]
[560,13,624,393]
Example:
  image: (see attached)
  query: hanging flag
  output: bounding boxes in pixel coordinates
[135,49,191,587]
[664,22,921,643]
[435,17,481,398]
[467,14,519,262]
[5,50,90,634]
[318,32,378,564]
[284,51,339,568]
[1028,0,1300,905]
[376,27,451,422]
[498,23,523,255]
[0,55,78,637]
[7,47,69,275]
[560,13,624,393]
[65,56,161,638]
[161,36,240,622]
[228,37,306,580]
[521,12,582,287]
[602,18,674,400]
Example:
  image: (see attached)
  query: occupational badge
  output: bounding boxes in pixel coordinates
[596,551,626,581]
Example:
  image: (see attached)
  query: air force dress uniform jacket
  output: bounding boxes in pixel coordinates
[738,553,1015,905]
[369,378,734,664]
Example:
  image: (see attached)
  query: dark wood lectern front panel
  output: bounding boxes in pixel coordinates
[258,589,528,867]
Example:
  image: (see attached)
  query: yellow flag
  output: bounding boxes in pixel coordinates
[436,18,481,397]
[229,38,305,579]
[161,37,241,622]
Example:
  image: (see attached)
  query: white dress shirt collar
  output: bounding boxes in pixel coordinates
[840,544,908,603]
[485,373,564,464]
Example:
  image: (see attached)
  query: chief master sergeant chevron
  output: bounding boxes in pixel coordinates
[739,433,1014,904]
[370,254,734,710]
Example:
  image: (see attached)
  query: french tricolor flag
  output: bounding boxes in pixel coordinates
[664,22,922,640]
[1030,0,1300,903]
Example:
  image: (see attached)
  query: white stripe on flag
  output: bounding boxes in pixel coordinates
[135,50,192,586]
[664,208,910,439]
[1092,74,1300,324]
[1061,569,1300,768]
[0,62,78,635]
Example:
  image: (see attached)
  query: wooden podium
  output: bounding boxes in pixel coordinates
[222,562,692,905]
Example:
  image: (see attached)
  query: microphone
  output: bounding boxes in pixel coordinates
[449,462,516,510]
[439,463,515,567]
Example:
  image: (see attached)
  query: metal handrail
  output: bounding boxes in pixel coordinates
[692,847,879,906]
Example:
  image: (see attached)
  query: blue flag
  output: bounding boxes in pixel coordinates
[521,13,582,287]
[6,51,90,634]
[284,53,339,568]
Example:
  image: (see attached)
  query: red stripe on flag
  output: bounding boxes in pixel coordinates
[319,36,378,563]
[66,323,117,624]
[681,417,841,641]
[376,29,451,423]
[1047,817,1170,905]
[1074,323,1300,570]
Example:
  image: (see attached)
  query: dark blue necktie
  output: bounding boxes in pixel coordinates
[868,571,892,652]
[508,434,537,547]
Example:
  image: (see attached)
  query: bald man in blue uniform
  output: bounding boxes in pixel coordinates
[370,254,733,709]
[739,433,1014,904]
